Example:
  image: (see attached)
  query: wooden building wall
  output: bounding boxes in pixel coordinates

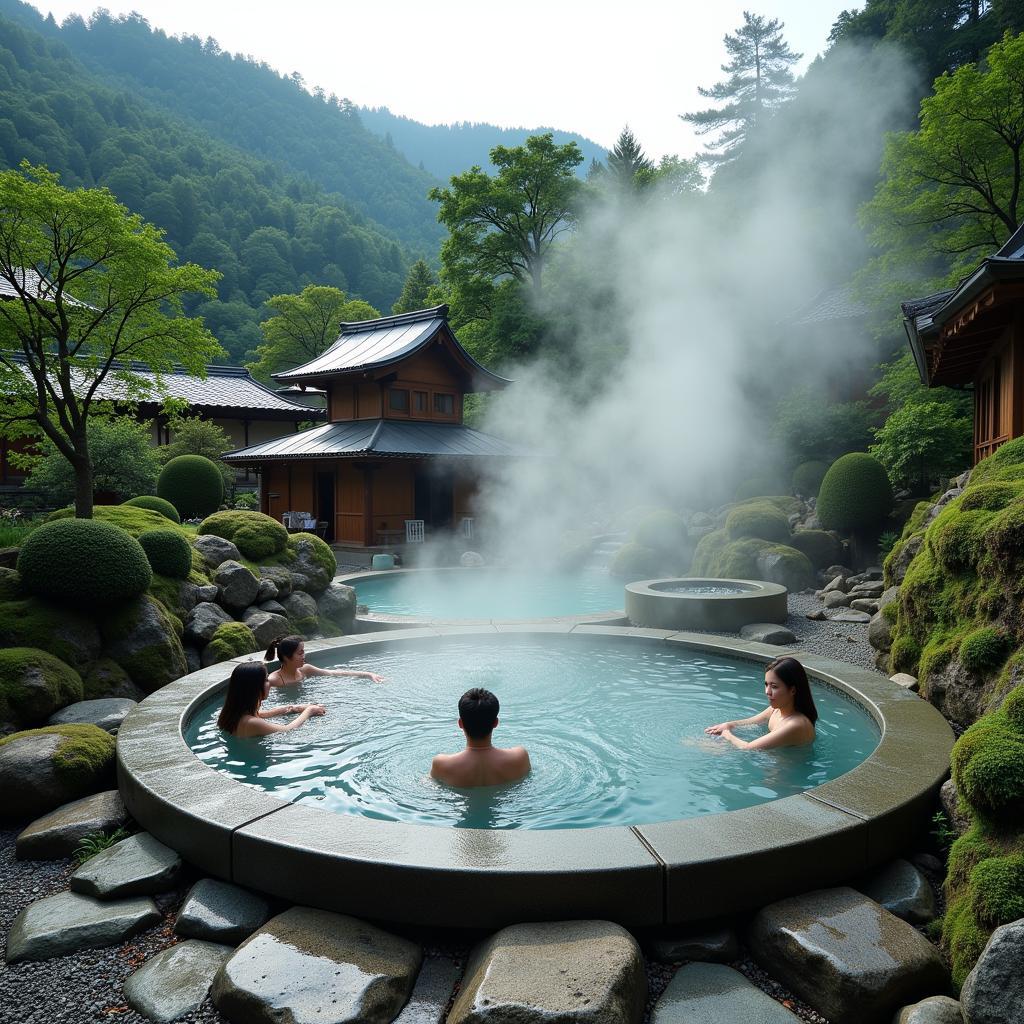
[974,327,1018,463]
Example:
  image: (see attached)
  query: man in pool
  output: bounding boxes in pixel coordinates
[430,688,531,788]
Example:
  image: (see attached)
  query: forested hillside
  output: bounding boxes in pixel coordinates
[0,1,444,362]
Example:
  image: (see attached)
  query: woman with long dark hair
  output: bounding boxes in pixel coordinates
[705,656,817,749]
[265,635,384,688]
[217,661,326,738]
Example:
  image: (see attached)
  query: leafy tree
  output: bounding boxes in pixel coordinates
[158,413,237,495]
[605,126,654,192]
[771,385,876,462]
[24,413,161,506]
[245,285,379,380]
[430,134,583,310]
[869,400,972,489]
[0,163,221,518]
[392,259,438,314]
[682,12,801,164]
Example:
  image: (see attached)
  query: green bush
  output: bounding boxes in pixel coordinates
[816,453,893,532]
[205,622,258,664]
[17,519,152,609]
[122,495,181,523]
[47,504,187,539]
[792,460,828,497]
[609,542,661,579]
[198,510,288,560]
[138,529,192,579]
[725,503,791,543]
[157,455,224,520]
[788,529,842,569]
[952,715,1024,822]
[959,627,1009,674]
[233,491,259,511]
[890,633,922,674]
[0,647,83,727]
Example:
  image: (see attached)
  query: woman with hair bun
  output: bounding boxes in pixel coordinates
[705,656,817,749]
[265,635,384,688]
[217,661,325,738]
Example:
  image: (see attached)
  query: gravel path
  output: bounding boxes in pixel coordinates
[0,589,887,1023]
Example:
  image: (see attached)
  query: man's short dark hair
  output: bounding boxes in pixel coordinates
[459,687,499,739]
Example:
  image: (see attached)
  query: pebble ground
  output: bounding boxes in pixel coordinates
[0,587,903,1024]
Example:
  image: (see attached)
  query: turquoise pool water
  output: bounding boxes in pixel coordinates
[351,568,626,619]
[185,639,880,830]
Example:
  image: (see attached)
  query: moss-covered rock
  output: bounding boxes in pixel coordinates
[959,483,1020,513]
[970,435,1024,484]
[692,533,771,579]
[198,510,289,560]
[725,503,791,543]
[959,628,1010,674]
[817,452,893,532]
[789,529,843,569]
[952,714,1024,823]
[157,454,224,520]
[101,595,188,693]
[792,460,828,498]
[0,648,83,728]
[81,656,141,701]
[608,542,661,579]
[46,503,187,539]
[0,597,101,674]
[259,534,336,595]
[0,567,21,600]
[755,545,815,591]
[138,528,192,579]
[737,495,801,516]
[122,494,181,523]
[202,622,258,666]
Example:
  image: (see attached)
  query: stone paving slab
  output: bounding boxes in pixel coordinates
[15,789,127,861]
[174,878,271,945]
[124,938,233,1023]
[650,963,801,1024]
[5,890,160,963]
[392,957,462,1024]
[70,831,182,898]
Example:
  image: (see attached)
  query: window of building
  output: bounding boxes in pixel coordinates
[433,392,454,415]
[414,390,428,412]
[389,388,409,412]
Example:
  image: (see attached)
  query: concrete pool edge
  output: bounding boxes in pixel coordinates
[116,626,955,929]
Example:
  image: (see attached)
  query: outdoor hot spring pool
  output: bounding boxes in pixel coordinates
[346,567,626,620]
[185,638,879,830]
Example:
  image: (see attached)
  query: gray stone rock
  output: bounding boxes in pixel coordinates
[279,590,319,628]
[646,925,740,964]
[891,672,920,692]
[822,575,849,594]
[849,581,885,598]
[211,908,421,1024]
[960,917,1024,1024]
[829,609,872,623]
[81,657,146,702]
[16,790,127,861]
[806,610,827,621]
[184,602,233,647]
[650,962,799,1024]
[393,958,463,1024]
[5,890,159,963]
[747,887,948,1024]
[869,610,894,653]
[124,939,233,1023]
[853,859,937,926]
[739,623,796,646]
[257,566,292,598]
[256,577,278,603]
[889,534,924,587]
[449,920,646,1024]
[912,853,944,875]
[940,778,972,837]
[214,560,260,612]
[70,831,182,898]
[47,697,136,734]
[317,581,356,633]
[287,537,333,595]
[196,583,219,603]
[824,564,854,580]
[824,591,852,609]
[756,550,812,591]
[241,608,291,648]
[879,585,901,612]
[175,879,271,946]
[851,598,880,614]
[184,644,201,675]
[894,995,963,1024]
[102,595,187,694]
[257,599,288,616]
[849,567,883,583]
[193,534,241,569]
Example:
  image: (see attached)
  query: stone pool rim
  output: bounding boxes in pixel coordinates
[626,576,789,631]
[116,625,954,930]
[339,566,626,628]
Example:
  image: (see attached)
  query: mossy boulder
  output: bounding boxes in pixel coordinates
[755,545,815,591]
[0,566,21,600]
[101,595,188,693]
[952,710,1024,824]
[0,648,84,729]
[792,460,828,498]
[0,724,116,820]
[46,503,187,539]
[260,534,336,595]
[202,622,258,667]
[817,453,893,532]
[81,657,142,702]
[970,435,1024,484]
[279,591,320,635]
[959,628,1010,674]
[122,494,181,524]
[198,510,288,561]
[0,596,101,674]
[789,529,843,569]
[138,528,193,579]
[608,542,661,579]
[725,503,791,543]
[157,454,224,520]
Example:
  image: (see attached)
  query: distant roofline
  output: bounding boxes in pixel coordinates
[338,304,449,334]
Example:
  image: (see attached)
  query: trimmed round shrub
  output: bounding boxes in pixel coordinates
[816,453,893,532]
[47,503,186,539]
[792,460,828,497]
[725,503,791,543]
[204,622,258,665]
[952,715,1024,821]
[788,529,842,569]
[17,518,152,608]
[0,647,84,727]
[198,510,288,561]
[633,510,687,554]
[959,627,1009,674]
[157,455,224,520]
[122,494,181,523]
[609,542,661,579]
[138,528,192,579]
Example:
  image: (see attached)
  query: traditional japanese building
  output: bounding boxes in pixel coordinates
[221,305,523,545]
[903,224,1024,463]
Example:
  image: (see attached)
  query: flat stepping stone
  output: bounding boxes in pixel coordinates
[16,789,127,861]
[894,995,963,1024]
[739,624,796,645]
[47,697,136,733]
[647,925,740,964]
[393,957,463,1024]
[448,920,646,1024]
[828,609,871,623]
[747,886,948,1024]
[6,890,159,963]
[961,917,1024,1024]
[174,878,271,945]
[854,858,937,925]
[211,907,421,1024]
[651,963,800,1024]
[124,938,233,1023]
[70,831,182,898]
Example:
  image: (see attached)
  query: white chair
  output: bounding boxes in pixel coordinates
[281,512,294,529]
[460,517,475,539]
[405,519,425,543]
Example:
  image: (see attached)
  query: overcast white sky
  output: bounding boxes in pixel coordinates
[33,1,852,160]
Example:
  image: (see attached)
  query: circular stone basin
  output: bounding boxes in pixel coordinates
[342,566,626,624]
[626,577,788,631]
[117,626,954,931]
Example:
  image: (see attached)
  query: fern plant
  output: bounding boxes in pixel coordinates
[73,827,131,865]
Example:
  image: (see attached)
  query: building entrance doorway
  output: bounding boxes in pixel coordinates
[316,472,335,541]
[414,466,454,531]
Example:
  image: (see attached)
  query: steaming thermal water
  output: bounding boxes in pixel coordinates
[352,568,627,619]
[655,583,754,595]
[186,640,879,830]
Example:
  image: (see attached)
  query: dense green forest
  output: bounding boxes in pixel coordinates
[0,0,446,361]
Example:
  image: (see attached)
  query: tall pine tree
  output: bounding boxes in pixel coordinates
[392,259,438,314]
[606,126,654,192]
